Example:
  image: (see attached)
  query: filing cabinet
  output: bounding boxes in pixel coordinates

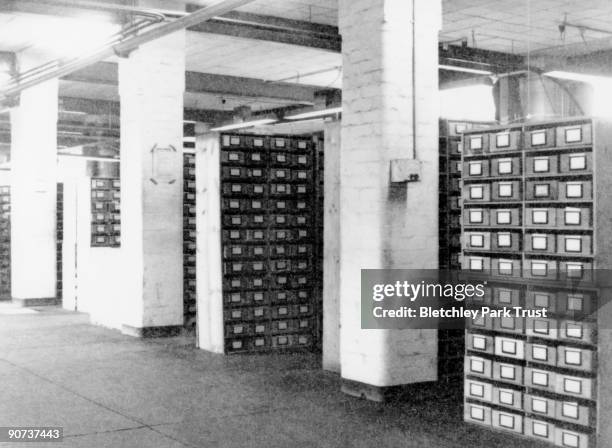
[90,178,120,248]
[219,133,321,354]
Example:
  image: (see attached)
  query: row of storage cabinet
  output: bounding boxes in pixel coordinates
[222,134,314,151]
[464,152,591,177]
[0,187,9,298]
[462,122,592,155]
[221,166,313,182]
[464,206,592,228]
[226,333,313,353]
[464,179,592,202]
[464,232,592,255]
[221,150,313,167]
[222,182,312,196]
[222,198,312,214]
[463,255,592,281]
[474,287,593,315]
[90,178,121,247]
[183,153,196,328]
[464,401,591,447]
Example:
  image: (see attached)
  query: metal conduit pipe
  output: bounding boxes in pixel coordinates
[0,0,256,104]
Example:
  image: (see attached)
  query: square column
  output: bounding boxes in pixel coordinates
[338,0,442,390]
[118,28,186,335]
[10,53,58,306]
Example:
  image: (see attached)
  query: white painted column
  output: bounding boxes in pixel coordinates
[10,53,58,306]
[338,0,442,389]
[118,26,185,336]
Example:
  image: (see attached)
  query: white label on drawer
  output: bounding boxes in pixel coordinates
[470,185,484,199]
[254,308,264,317]
[500,365,516,380]
[278,336,288,345]
[470,136,483,150]
[499,414,515,429]
[496,133,510,148]
[496,210,511,224]
[567,295,583,311]
[470,210,483,223]
[278,307,288,315]
[231,310,242,319]
[470,234,484,247]
[497,233,511,247]
[233,325,244,334]
[470,383,484,397]
[566,323,583,339]
[278,321,288,330]
[565,237,582,253]
[532,371,549,386]
[533,157,549,172]
[566,263,584,278]
[565,127,582,143]
[569,154,586,170]
[531,131,547,146]
[531,397,548,414]
[498,159,513,174]
[564,378,582,394]
[501,340,517,354]
[498,289,512,303]
[564,208,581,225]
[470,257,484,271]
[532,319,550,335]
[532,235,548,250]
[532,345,548,361]
[470,406,485,421]
[231,216,242,225]
[562,402,579,419]
[532,209,548,224]
[562,431,580,448]
[566,183,583,198]
[498,183,513,197]
[232,340,242,349]
[565,349,582,366]
[469,162,482,175]
[228,152,240,161]
[255,325,265,333]
[531,261,548,277]
[472,335,487,350]
[470,358,485,373]
[252,169,263,177]
[254,138,263,147]
[254,338,265,347]
[498,390,514,405]
[498,260,513,275]
[532,421,549,437]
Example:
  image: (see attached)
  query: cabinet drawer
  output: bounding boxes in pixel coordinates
[526,154,558,176]
[491,181,521,201]
[525,180,559,201]
[463,255,491,273]
[464,159,489,178]
[488,130,521,152]
[559,260,593,282]
[525,207,556,227]
[555,374,594,400]
[557,291,595,316]
[221,149,246,165]
[525,367,556,392]
[555,123,592,147]
[494,336,525,359]
[493,361,523,385]
[467,315,493,332]
[464,133,490,155]
[526,343,556,366]
[525,394,556,418]
[465,355,493,379]
[492,287,521,307]
[464,183,491,202]
[270,151,292,166]
[491,231,521,251]
[491,258,521,278]
[463,208,490,226]
[526,317,559,340]
[560,152,592,174]
[464,232,490,250]
[490,156,521,176]
[524,258,558,280]
[464,402,492,426]
[556,235,592,256]
[492,386,522,410]
[493,316,524,335]
[526,290,557,313]
[559,180,592,201]
[554,400,593,427]
[465,379,493,402]
[526,127,556,149]
[554,428,590,448]
[557,346,594,372]
[525,418,555,443]
[491,409,523,434]
[559,320,595,345]
[525,233,556,253]
[491,208,521,227]
[467,333,494,354]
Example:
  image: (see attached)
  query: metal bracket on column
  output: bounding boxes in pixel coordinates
[150,143,178,184]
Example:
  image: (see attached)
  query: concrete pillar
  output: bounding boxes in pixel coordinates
[323,118,341,373]
[118,24,185,336]
[10,53,58,306]
[496,76,523,124]
[338,0,441,392]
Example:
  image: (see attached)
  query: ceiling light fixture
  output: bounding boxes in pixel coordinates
[439,64,492,76]
[285,106,343,120]
[210,118,277,132]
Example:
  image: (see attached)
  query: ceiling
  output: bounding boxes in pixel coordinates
[236,0,337,26]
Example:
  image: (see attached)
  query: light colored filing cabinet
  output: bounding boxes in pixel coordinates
[461,118,612,447]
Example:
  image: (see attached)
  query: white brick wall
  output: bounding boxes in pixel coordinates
[338,0,441,387]
[118,30,186,330]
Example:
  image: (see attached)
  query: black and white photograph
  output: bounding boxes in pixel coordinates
[1,0,611,447]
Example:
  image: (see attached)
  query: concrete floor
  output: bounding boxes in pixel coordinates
[0,305,548,448]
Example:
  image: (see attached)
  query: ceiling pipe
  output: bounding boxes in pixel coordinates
[0,0,256,105]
